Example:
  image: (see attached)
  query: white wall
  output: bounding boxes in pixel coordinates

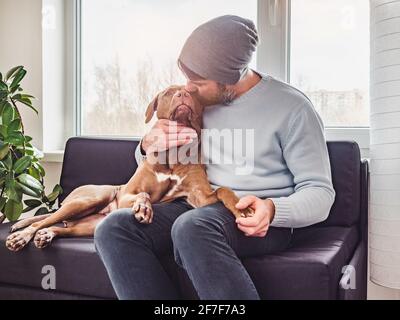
[0,0,63,198]
[368,0,400,299]
[0,0,43,150]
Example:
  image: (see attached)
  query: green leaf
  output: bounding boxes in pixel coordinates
[0,197,6,212]
[4,199,23,221]
[21,93,35,99]
[12,94,31,105]
[1,102,14,125]
[46,189,61,202]
[0,80,8,91]
[53,184,63,194]
[0,143,9,160]
[34,206,49,216]
[12,93,35,100]
[3,152,12,170]
[25,135,33,143]
[12,97,38,114]
[22,198,43,213]
[4,132,24,146]
[22,206,34,213]
[0,100,7,114]
[16,173,43,192]
[33,161,45,176]
[46,185,63,205]
[0,125,8,138]
[0,166,6,178]
[13,155,32,174]
[0,72,2,82]
[23,199,42,208]
[8,118,21,132]
[0,91,8,101]
[18,145,33,156]
[28,166,41,180]
[17,181,41,197]
[10,69,27,90]
[5,66,23,82]
[5,180,23,202]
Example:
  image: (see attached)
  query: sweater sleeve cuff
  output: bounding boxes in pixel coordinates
[268,197,292,228]
[134,140,146,165]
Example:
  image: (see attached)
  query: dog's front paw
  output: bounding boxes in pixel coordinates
[132,194,153,224]
[34,228,56,249]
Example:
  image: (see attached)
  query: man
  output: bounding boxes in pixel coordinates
[94,15,335,300]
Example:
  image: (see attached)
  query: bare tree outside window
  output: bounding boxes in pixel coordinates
[82,57,184,136]
[80,0,257,137]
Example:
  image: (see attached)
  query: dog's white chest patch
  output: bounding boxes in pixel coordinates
[155,172,172,182]
[155,172,186,197]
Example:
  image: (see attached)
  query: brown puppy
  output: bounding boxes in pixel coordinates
[6,86,253,252]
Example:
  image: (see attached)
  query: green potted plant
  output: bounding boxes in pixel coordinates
[0,66,62,223]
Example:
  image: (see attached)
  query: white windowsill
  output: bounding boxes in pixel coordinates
[42,150,64,163]
[325,127,370,149]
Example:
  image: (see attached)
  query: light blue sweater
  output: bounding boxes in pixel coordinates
[136,73,335,228]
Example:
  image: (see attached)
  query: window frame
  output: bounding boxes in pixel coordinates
[258,0,370,150]
[71,0,370,150]
[65,0,80,139]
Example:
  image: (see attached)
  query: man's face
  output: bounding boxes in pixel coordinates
[184,80,236,107]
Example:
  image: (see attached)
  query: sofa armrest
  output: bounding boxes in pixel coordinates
[338,241,367,300]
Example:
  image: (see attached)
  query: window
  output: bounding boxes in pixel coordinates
[289,0,370,127]
[80,0,257,137]
[76,0,370,139]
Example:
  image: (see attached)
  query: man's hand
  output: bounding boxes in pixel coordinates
[235,196,276,237]
[141,119,198,154]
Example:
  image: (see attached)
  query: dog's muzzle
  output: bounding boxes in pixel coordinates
[170,104,193,123]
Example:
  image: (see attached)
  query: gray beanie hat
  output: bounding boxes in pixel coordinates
[178,15,258,85]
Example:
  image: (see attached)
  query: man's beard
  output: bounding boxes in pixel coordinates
[196,84,236,106]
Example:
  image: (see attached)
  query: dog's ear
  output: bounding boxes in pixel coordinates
[145,95,159,123]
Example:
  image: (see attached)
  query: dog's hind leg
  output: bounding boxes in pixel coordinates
[6,185,119,252]
[10,214,52,233]
[6,197,105,252]
[34,213,105,248]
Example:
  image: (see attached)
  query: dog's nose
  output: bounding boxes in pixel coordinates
[174,90,190,98]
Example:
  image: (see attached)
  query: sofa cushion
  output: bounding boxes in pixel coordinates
[241,226,359,300]
[0,222,116,299]
[157,226,359,300]
[0,222,358,300]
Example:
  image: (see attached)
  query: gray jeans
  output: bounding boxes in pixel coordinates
[94,199,292,299]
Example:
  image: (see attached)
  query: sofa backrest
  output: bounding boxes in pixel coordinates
[59,137,140,204]
[59,137,362,227]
